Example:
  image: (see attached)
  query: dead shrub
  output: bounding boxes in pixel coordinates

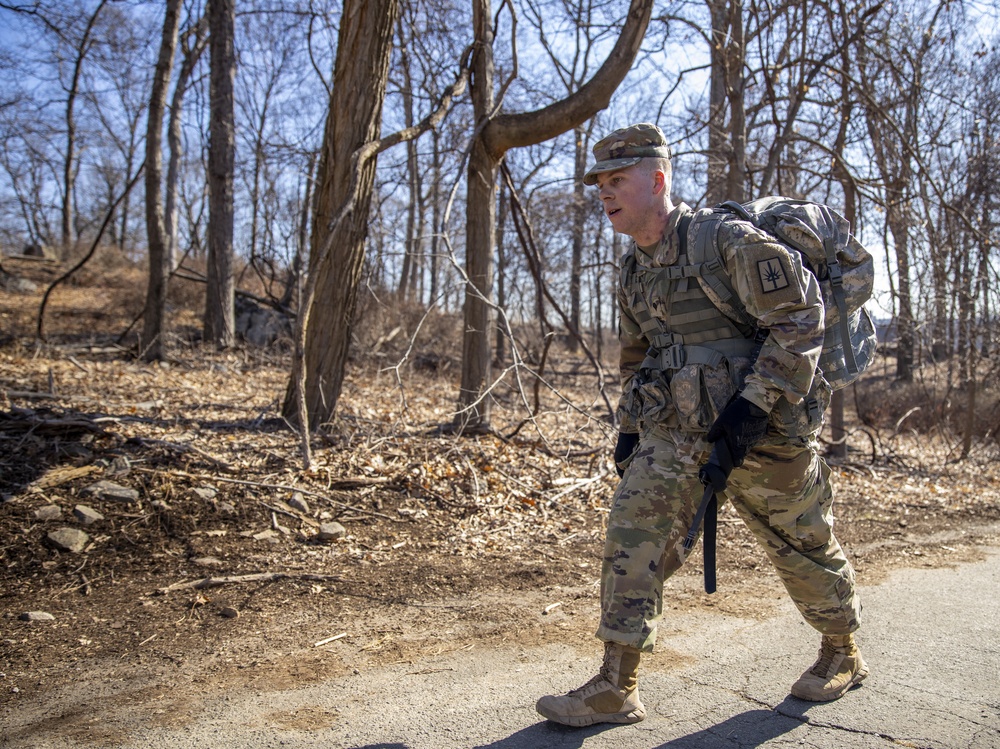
[351,290,462,373]
[855,358,1000,446]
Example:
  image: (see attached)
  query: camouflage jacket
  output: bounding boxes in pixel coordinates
[617,203,826,435]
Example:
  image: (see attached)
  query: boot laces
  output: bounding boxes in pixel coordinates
[567,666,613,696]
[810,639,842,677]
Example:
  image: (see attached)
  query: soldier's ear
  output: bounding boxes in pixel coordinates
[652,169,666,195]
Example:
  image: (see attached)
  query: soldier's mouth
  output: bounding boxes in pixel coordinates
[608,208,621,217]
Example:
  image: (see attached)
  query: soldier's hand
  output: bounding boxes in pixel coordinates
[614,432,640,477]
[706,396,768,469]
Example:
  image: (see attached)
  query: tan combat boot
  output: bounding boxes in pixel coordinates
[535,641,646,727]
[790,633,869,701]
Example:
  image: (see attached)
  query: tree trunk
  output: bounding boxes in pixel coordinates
[827,38,857,460]
[456,0,653,432]
[396,14,418,300]
[62,0,109,252]
[166,17,207,271]
[204,0,236,348]
[281,0,400,428]
[568,125,589,352]
[887,206,915,381]
[495,185,509,365]
[429,128,442,306]
[458,0,498,432]
[140,0,181,362]
[705,0,730,205]
[725,0,746,202]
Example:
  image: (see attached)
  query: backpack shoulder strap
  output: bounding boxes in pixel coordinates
[688,206,756,330]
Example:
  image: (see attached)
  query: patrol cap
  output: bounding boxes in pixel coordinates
[583,122,671,186]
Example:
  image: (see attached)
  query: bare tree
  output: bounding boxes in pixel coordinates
[456,0,653,433]
[61,1,109,249]
[704,0,745,204]
[204,0,236,348]
[858,1,951,382]
[1,0,110,251]
[85,3,154,254]
[280,0,471,446]
[280,0,402,433]
[140,0,182,362]
[522,0,618,352]
[166,13,209,270]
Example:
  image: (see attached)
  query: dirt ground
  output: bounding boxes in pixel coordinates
[2,256,999,746]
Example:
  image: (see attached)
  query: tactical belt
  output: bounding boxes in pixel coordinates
[639,337,757,374]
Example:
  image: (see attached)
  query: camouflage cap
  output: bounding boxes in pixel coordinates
[583,123,671,186]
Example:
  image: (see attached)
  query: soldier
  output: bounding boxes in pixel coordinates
[536,123,867,727]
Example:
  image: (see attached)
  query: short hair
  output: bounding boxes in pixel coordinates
[640,156,672,194]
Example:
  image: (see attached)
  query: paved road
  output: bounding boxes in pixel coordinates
[12,549,1000,748]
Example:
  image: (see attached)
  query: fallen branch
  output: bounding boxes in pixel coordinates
[158,571,349,594]
[546,472,607,503]
[3,390,95,404]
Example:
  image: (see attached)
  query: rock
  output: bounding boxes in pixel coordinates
[34,505,62,521]
[191,556,224,568]
[19,611,55,622]
[108,456,132,476]
[150,500,170,512]
[72,505,104,525]
[235,296,292,347]
[218,502,237,516]
[252,529,278,541]
[60,444,93,462]
[0,274,37,293]
[317,522,347,543]
[220,606,239,619]
[192,487,218,501]
[82,480,139,503]
[22,242,56,259]
[288,492,310,514]
[45,528,89,553]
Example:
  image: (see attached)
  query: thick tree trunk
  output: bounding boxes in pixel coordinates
[204,0,236,348]
[458,0,498,432]
[140,0,181,362]
[281,0,400,429]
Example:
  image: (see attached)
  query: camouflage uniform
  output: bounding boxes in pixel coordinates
[601,202,862,653]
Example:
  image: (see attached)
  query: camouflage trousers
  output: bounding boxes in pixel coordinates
[597,424,862,652]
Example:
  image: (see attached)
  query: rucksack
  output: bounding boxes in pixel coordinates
[684,197,878,390]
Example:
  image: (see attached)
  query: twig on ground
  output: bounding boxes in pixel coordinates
[158,571,349,594]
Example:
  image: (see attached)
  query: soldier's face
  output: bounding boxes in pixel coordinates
[595,165,661,241]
